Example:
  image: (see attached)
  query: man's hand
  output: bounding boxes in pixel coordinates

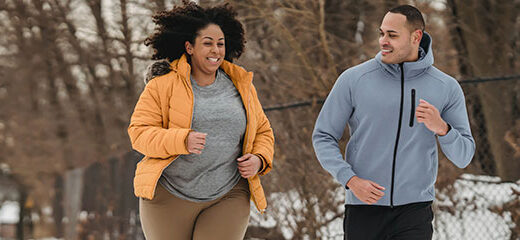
[186,131,207,154]
[416,99,449,136]
[346,176,385,204]
[237,154,261,178]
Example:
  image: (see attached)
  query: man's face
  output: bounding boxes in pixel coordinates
[379,13,418,64]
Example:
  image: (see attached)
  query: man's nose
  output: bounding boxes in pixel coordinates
[379,36,389,45]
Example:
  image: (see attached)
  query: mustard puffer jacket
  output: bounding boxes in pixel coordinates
[128,54,275,212]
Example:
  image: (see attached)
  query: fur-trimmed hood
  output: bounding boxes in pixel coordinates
[143,59,171,84]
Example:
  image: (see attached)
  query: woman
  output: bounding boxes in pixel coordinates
[127,1,275,239]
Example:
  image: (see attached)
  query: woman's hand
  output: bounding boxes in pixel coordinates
[186,131,207,154]
[237,154,261,178]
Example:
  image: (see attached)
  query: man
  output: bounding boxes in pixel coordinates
[312,5,475,240]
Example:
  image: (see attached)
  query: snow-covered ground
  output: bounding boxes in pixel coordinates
[433,174,518,240]
[0,200,18,224]
[1,174,518,239]
[250,174,519,240]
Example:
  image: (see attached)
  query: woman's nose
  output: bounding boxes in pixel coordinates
[211,44,219,53]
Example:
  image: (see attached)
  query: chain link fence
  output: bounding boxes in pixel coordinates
[2,76,518,240]
[431,76,520,240]
[74,75,520,240]
[259,75,520,240]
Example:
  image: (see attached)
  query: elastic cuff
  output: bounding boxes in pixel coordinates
[254,154,267,174]
[169,128,192,155]
[337,168,356,190]
[437,125,457,144]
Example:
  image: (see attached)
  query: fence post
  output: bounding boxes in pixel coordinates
[64,168,84,240]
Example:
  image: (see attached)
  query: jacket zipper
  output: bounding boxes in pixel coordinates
[391,63,405,208]
[242,89,250,156]
[235,75,265,213]
[409,89,416,127]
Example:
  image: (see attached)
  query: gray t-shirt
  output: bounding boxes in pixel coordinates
[159,69,247,202]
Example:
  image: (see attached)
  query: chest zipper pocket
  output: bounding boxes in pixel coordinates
[409,89,416,127]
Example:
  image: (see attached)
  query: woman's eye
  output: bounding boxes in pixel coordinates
[217,43,225,46]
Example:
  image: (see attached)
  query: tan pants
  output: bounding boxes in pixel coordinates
[139,178,250,240]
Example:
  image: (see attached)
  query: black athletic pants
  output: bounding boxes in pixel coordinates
[344,201,433,240]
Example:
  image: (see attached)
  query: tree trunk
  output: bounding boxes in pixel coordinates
[64,168,84,240]
[450,0,520,180]
[445,0,496,175]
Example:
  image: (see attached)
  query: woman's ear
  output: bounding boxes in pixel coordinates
[185,41,193,55]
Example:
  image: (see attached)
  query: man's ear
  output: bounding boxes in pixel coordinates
[413,30,423,44]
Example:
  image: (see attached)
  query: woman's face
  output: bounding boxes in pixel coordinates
[185,24,225,75]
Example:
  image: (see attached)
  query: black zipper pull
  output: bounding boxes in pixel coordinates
[409,89,416,127]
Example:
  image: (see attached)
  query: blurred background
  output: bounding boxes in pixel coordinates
[0,0,519,239]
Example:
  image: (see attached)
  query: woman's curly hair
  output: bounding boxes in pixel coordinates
[144,0,245,62]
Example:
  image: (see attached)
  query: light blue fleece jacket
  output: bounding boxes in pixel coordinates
[312,33,475,206]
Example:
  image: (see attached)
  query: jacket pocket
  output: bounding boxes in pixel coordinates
[409,89,416,127]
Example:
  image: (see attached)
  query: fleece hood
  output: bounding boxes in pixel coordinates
[375,32,434,80]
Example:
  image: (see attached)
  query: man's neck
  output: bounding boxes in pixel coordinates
[404,46,420,62]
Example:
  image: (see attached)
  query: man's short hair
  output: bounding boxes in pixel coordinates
[389,5,425,32]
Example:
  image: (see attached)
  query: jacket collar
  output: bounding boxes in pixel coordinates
[375,32,434,80]
[170,54,253,92]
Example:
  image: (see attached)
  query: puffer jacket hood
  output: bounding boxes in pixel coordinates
[143,59,171,84]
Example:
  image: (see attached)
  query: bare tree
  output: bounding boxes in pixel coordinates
[0,0,157,238]
[446,0,520,181]
[0,0,518,239]
[230,0,394,238]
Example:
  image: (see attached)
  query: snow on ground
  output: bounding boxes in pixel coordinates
[433,174,518,240]
[0,200,19,224]
[250,174,519,240]
[0,174,517,239]
[250,186,345,239]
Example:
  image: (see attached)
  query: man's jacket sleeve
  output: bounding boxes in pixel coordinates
[438,82,475,168]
